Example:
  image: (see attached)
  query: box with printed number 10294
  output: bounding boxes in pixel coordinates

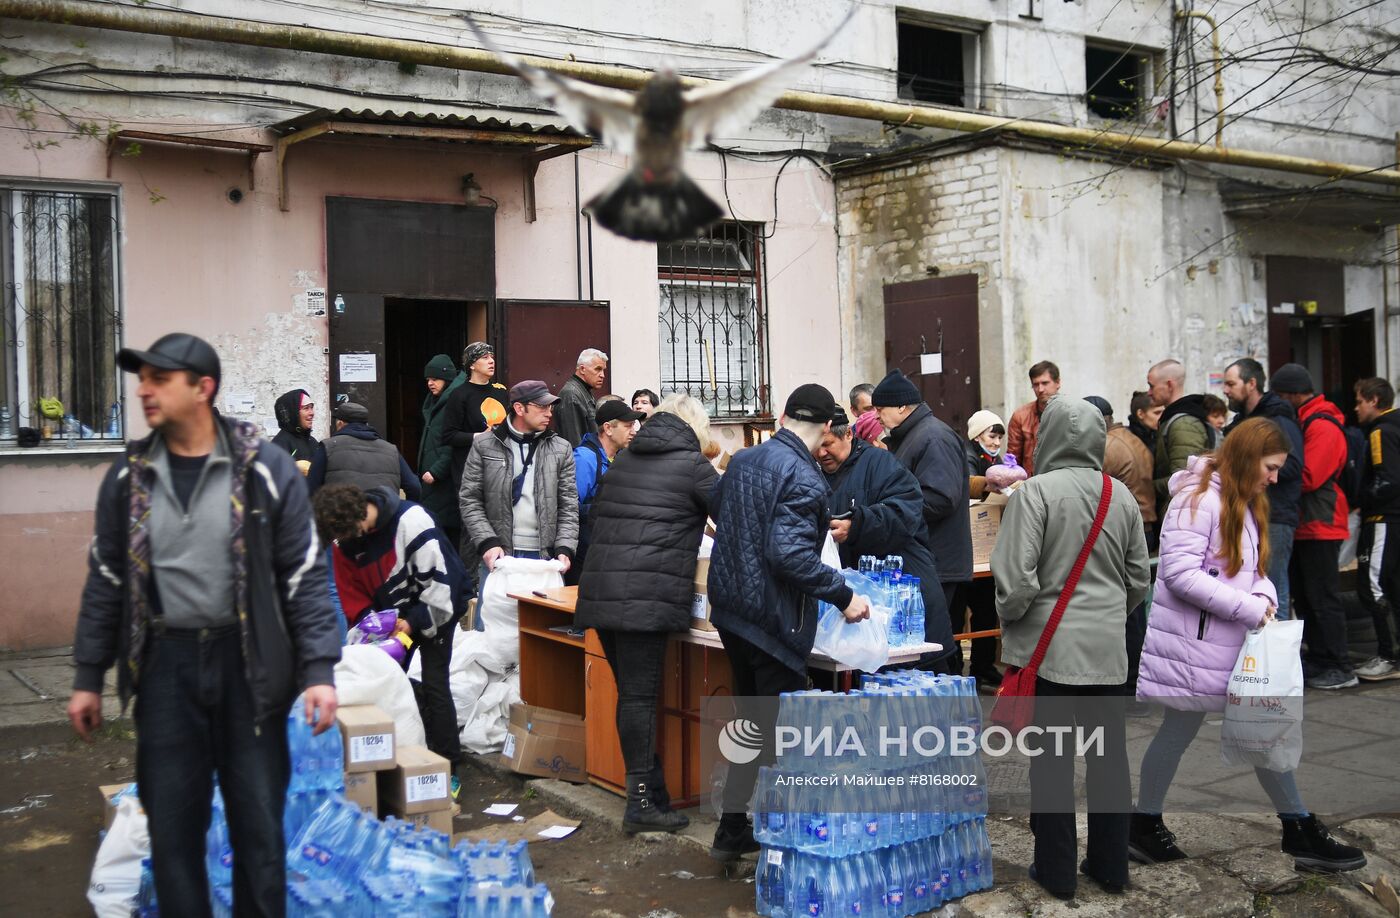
[335,704,397,773]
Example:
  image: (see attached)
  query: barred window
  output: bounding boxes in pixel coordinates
[0,188,123,447]
[657,222,770,418]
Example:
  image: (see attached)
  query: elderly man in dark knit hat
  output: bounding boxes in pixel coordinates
[872,370,971,673]
[1272,363,1358,690]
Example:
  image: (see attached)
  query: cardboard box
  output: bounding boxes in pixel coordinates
[969,498,1004,567]
[378,745,452,815]
[343,770,377,815]
[691,556,716,632]
[500,703,586,783]
[406,807,454,835]
[99,782,137,831]
[336,704,396,773]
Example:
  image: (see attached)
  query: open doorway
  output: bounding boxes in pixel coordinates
[384,298,488,469]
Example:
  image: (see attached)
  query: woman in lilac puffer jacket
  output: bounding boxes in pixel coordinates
[1129,419,1365,874]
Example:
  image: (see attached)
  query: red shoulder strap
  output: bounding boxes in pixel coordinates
[1025,473,1114,673]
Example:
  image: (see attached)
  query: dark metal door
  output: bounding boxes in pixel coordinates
[883,275,980,434]
[494,299,611,396]
[328,293,388,435]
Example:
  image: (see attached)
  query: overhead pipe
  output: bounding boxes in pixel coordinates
[1175,11,1226,147]
[3,0,1399,187]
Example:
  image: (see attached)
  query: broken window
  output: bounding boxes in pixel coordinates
[0,188,123,447]
[657,222,769,418]
[897,19,981,109]
[1085,43,1151,120]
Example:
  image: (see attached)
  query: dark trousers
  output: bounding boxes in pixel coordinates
[407,619,462,765]
[1357,521,1400,661]
[717,629,808,818]
[596,629,670,775]
[135,625,290,918]
[1125,601,1147,693]
[966,579,998,676]
[927,580,969,674]
[1290,539,1352,673]
[1026,677,1131,895]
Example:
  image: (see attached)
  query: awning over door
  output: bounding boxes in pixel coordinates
[1221,179,1400,230]
[270,107,592,215]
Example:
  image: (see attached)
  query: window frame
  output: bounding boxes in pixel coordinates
[895,12,985,110]
[657,222,772,420]
[0,179,127,453]
[1083,40,1158,122]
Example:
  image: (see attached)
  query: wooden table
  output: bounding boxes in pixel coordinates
[512,586,942,805]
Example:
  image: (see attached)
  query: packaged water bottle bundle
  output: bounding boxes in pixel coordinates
[849,556,928,648]
[754,670,993,917]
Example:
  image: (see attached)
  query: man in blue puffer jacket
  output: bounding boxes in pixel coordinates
[707,384,871,861]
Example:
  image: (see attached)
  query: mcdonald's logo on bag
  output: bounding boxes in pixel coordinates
[1242,655,1257,673]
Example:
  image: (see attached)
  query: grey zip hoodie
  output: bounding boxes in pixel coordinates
[146,430,237,628]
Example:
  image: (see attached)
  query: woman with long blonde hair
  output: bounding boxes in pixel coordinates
[1130,418,1365,873]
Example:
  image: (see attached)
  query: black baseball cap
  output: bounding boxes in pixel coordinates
[117,333,221,390]
[507,380,560,407]
[596,400,645,426]
[783,383,838,424]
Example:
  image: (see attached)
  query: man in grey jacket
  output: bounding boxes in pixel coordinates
[991,395,1149,899]
[459,379,580,595]
[556,347,608,447]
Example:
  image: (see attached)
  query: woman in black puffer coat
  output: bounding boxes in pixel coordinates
[576,394,718,834]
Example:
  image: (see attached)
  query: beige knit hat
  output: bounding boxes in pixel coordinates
[966,409,1005,442]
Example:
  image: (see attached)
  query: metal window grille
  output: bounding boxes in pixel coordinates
[0,189,123,444]
[657,222,770,418]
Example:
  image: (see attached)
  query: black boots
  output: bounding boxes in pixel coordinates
[622,772,689,835]
[710,813,762,862]
[1280,815,1367,872]
[1128,813,1187,864]
[646,756,670,811]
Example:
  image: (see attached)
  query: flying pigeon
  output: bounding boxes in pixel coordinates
[465,12,854,243]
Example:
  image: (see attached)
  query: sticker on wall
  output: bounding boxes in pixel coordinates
[1208,372,1224,392]
[919,353,944,375]
[296,288,326,317]
[1301,300,1319,315]
[1274,302,1296,315]
[339,353,377,383]
[224,391,256,415]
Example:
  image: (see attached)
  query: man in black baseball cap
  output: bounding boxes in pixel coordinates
[71,332,340,914]
[117,332,222,393]
[704,384,871,861]
[569,399,647,583]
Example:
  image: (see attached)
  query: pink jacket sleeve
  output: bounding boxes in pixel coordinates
[1158,499,1271,625]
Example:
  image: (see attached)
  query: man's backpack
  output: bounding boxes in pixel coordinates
[1302,413,1367,508]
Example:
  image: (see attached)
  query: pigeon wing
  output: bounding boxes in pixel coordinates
[465,17,638,154]
[680,8,854,149]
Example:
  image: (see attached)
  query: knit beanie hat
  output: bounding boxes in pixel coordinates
[1082,396,1113,418]
[966,409,1005,442]
[1269,363,1315,394]
[852,410,884,444]
[423,354,456,381]
[870,370,922,408]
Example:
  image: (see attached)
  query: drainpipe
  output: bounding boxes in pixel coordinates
[3,0,1398,187]
[1175,11,1226,147]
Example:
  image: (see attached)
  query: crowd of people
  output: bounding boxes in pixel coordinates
[64,330,1383,913]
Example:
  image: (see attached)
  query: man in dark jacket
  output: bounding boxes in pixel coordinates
[440,342,509,511]
[556,347,608,447]
[707,384,871,861]
[419,354,467,544]
[1274,363,1356,689]
[571,399,644,583]
[272,387,318,462]
[817,409,955,664]
[1354,377,1400,682]
[1223,358,1304,619]
[67,333,340,916]
[872,370,972,666]
[1148,358,1218,515]
[306,402,421,500]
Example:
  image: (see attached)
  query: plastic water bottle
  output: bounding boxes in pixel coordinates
[63,414,77,448]
[206,788,232,886]
[794,852,826,918]
[906,578,925,648]
[0,405,12,439]
[756,847,789,916]
[107,403,121,438]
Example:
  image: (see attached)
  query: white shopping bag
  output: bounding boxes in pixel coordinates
[1221,619,1304,773]
[478,556,566,664]
[88,797,149,918]
[813,600,890,672]
[820,531,843,572]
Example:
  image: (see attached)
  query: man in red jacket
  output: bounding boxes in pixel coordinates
[1273,363,1357,690]
[1006,360,1060,477]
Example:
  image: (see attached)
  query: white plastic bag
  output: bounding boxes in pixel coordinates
[334,643,426,747]
[1338,509,1361,569]
[88,796,149,918]
[813,600,890,672]
[1221,619,1304,772]
[478,557,566,664]
[820,532,843,572]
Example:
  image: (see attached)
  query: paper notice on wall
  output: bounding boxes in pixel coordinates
[919,353,944,375]
[297,288,327,316]
[1274,302,1296,315]
[339,353,377,383]
[224,391,255,415]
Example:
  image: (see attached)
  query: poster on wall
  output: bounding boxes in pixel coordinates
[339,353,377,383]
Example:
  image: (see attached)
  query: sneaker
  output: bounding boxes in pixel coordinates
[1355,658,1400,682]
[1305,669,1360,690]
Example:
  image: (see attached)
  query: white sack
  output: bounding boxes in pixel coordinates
[334,643,426,747]
[88,797,149,918]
